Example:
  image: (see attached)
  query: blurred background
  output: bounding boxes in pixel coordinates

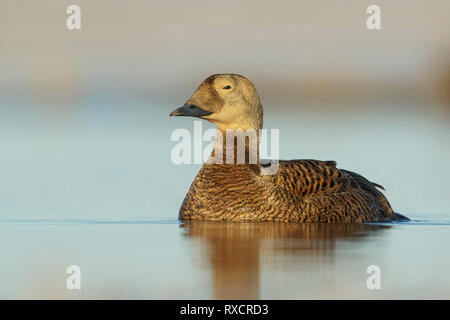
[0,0,449,219]
[1,0,450,300]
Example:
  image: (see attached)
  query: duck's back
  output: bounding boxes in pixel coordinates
[273,160,395,222]
[179,159,395,223]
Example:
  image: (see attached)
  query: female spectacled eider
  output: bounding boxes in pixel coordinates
[170,74,408,223]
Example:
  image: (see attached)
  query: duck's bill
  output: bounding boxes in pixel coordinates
[169,104,213,118]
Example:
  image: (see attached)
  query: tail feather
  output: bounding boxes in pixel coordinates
[394,212,410,221]
[372,182,385,191]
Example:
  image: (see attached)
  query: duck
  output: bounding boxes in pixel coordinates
[170,74,408,223]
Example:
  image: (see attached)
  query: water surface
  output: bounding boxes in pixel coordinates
[0,100,449,299]
[0,218,449,299]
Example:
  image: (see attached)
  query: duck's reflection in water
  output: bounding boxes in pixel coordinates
[181,222,389,299]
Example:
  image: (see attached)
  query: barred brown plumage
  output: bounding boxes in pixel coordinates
[170,74,406,223]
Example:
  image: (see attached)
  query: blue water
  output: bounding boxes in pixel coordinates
[0,99,449,299]
[0,217,449,299]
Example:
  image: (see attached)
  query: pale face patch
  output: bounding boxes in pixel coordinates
[186,74,263,130]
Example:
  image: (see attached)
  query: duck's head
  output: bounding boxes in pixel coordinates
[170,74,263,131]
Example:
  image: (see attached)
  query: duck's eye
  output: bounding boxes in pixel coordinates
[223,85,232,90]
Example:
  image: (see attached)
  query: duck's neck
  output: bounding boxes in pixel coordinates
[208,128,261,167]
